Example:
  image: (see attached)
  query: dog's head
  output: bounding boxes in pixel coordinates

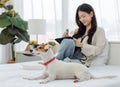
[35,43,48,52]
[35,43,54,61]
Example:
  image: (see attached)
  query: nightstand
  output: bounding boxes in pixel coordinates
[15,51,41,63]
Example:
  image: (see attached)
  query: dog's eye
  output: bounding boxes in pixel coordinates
[44,49,48,52]
[39,47,42,49]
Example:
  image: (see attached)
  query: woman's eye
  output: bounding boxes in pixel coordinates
[83,15,85,18]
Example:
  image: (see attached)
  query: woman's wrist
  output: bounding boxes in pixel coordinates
[76,42,83,47]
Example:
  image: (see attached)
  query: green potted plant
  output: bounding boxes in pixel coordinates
[0,0,29,62]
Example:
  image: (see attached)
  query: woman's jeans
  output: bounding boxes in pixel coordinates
[56,39,83,63]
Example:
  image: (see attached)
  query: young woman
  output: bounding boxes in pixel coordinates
[56,3,107,67]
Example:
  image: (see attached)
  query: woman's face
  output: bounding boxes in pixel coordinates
[78,11,93,27]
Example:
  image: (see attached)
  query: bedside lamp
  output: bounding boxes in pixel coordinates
[28,19,46,44]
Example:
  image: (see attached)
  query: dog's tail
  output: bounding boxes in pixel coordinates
[92,75,117,79]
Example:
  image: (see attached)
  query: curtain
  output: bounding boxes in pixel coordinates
[23,0,62,38]
[22,0,120,41]
[67,0,120,41]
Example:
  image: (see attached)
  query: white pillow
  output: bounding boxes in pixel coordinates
[90,40,109,66]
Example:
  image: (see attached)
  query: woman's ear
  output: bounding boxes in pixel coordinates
[90,11,93,17]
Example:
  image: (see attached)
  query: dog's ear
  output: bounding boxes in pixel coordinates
[44,44,51,50]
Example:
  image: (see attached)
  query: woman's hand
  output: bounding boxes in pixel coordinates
[62,32,69,37]
[73,38,83,47]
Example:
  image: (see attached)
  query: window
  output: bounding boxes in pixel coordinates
[23,0,62,40]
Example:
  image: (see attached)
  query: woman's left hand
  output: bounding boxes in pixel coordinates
[73,38,83,47]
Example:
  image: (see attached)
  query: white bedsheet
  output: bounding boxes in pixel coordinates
[0,61,120,87]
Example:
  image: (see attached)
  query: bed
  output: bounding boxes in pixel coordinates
[0,41,120,87]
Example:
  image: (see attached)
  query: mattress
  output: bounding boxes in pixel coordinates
[0,61,120,87]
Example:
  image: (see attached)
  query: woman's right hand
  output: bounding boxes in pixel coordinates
[73,38,83,47]
[62,32,69,37]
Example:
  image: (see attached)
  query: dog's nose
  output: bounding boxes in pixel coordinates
[30,49,33,53]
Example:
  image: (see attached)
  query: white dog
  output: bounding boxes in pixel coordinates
[24,45,116,84]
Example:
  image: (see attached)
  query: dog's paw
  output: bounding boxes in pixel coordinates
[39,80,47,84]
[73,79,79,83]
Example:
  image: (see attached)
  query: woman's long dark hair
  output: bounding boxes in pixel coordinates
[72,3,97,44]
